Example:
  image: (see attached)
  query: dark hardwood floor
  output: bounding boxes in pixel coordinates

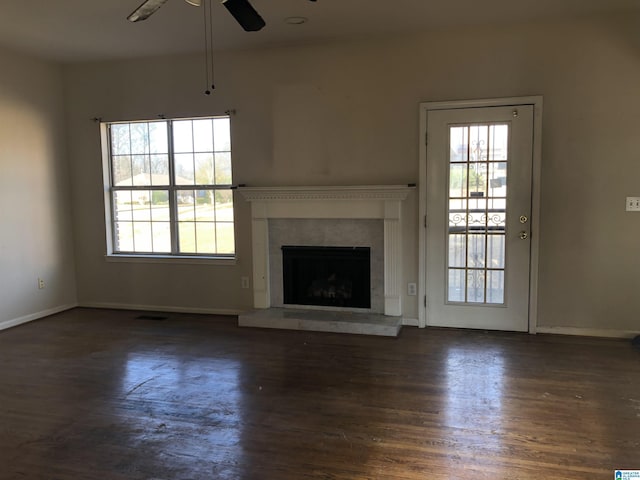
[0,308,638,479]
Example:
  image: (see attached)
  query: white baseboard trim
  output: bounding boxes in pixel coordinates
[402,317,419,327]
[537,326,640,339]
[0,303,78,332]
[79,302,242,316]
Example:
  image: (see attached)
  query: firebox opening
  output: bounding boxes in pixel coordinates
[282,246,371,309]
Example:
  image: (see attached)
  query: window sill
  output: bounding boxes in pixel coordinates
[104,254,237,266]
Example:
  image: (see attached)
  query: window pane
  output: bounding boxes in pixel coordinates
[215,152,232,185]
[175,154,195,184]
[468,198,486,214]
[449,210,466,234]
[177,190,196,218]
[449,198,466,212]
[133,193,150,221]
[173,120,193,153]
[448,234,466,268]
[133,222,153,252]
[150,155,170,186]
[213,118,231,152]
[448,269,465,302]
[114,191,134,221]
[195,153,214,185]
[467,269,485,303]
[488,162,507,198]
[150,191,170,221]
[469,125,488,162]
[113,156,132,186]
[487,235,505,269]
[467,208,486,232]
[449,164,467,198]
[216,223,235,254]
[178,222,196,253]
[193,119,214,152]
[115,222,134,252]
[215,190,234,222]
[151,222,171,253]
[129,123,149,154]
[467,234,486,268]
[148,122,168,154]
[468,162,487,196]
[489,198,506,212]
[489,124,508,161]
[487,211,505,230]
[195,191,215,222]
[131,155,150,186]
[487,270,505,304]
[449,126,468,163]
[111,124,130,155]
[196,222,216,254]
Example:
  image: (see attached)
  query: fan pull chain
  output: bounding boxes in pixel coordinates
[203,0,211,94]
[209,0,215,92]
[203,0,216,95]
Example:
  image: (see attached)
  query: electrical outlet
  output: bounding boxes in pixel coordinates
[408,283,417,296]
[626,197,640,212]
[38,278,45,290]
[241,276,250,289]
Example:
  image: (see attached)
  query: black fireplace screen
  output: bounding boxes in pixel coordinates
[282,246,371,309]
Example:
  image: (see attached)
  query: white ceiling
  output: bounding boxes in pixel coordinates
[0,0,638,62]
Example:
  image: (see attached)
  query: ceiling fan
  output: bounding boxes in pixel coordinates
[128,0,316,32]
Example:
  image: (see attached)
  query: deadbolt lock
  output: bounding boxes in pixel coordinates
[519,215,528,224]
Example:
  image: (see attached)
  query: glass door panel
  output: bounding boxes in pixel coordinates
[447,124,509,305]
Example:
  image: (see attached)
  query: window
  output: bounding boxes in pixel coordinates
[103,116,235,258]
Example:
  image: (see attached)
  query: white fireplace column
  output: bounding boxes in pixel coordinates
[383,198,403,316]
[239,185,414,317]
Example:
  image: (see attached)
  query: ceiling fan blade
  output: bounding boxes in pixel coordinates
[222,0,266,32]
[184,0,202,6]
[127,0,171,22]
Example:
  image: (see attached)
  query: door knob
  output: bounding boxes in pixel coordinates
[519,231,529,240]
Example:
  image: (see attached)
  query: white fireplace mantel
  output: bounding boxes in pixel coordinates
[239,185,414,317]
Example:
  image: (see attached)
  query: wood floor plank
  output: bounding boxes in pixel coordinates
[0,308,638,479]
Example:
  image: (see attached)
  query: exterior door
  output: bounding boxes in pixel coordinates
[425,105,534,331]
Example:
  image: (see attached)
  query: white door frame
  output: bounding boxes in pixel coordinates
[418,97,543,333]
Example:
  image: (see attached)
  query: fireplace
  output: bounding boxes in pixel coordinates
[282,246,371,309]
[238,185,414,317]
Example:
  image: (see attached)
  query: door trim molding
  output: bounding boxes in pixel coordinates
[418,96,543,333]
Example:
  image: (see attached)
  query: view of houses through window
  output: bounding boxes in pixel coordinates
[105,116,234,256]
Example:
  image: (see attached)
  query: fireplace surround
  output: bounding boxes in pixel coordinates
[239,185,413,317]
[269,218,384,313]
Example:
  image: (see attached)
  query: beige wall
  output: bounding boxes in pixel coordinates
[64,12,640,331]
[0,46,77,329]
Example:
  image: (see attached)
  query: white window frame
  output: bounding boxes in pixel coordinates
[100,115,236,264]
